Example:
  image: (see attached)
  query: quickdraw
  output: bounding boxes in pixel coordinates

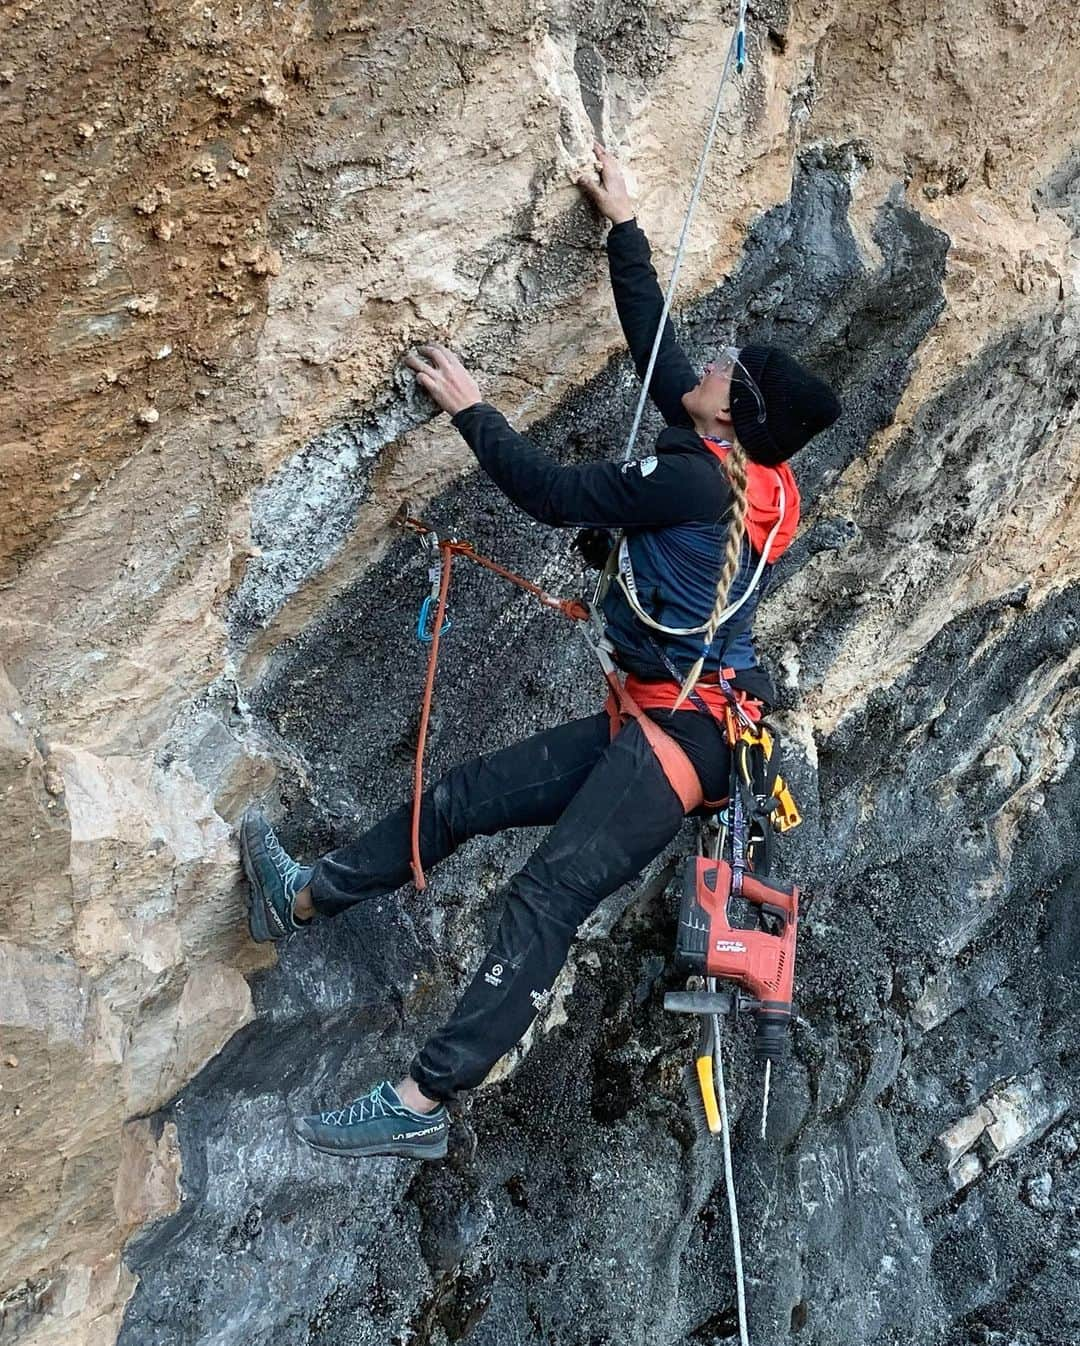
[417,532,452,643]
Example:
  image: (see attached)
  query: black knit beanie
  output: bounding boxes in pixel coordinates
[729,344,841,466]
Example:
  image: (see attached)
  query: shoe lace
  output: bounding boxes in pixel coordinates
[320,1084,393,1128]
[265,827,306,893]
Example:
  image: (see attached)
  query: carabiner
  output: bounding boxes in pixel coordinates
[417,594,451,643]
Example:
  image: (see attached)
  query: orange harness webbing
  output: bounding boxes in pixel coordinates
[601,673,704,814]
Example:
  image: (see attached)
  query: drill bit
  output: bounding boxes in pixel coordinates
[760,1059,771,1141]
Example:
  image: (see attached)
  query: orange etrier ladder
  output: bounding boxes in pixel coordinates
[399,513,716,887]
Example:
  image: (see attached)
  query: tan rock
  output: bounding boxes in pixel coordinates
[937,1072,1070,1187]
[257,79,285,109]
[133,185,171,217]
[937,1103,993,1166]
[11,1255,135,1346]
[947,1151,983,1192]
[982,1072,1069,1163]
[123,962,254,1115]
[114,1119,181,1232]
[241,245,282,277]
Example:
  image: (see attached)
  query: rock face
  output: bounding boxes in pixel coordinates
[1,1,1078,1345]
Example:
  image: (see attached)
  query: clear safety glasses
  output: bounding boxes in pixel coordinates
[711,345,767,424]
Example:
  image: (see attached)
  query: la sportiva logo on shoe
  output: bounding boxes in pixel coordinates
[393,1125,443,1139]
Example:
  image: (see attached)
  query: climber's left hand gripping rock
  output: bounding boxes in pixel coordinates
[405,343,482,416]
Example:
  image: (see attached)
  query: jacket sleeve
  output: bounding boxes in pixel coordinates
[451,402,730,528]
[606,218,697,430]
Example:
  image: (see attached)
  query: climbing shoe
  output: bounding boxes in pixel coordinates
[239,808,315,943]
[293,1081,449,1160]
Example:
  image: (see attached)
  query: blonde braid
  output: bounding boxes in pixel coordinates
[673,441,750,708]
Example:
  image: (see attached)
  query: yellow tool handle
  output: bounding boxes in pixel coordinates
[772,776,802,831]
[696,1055,723,1134]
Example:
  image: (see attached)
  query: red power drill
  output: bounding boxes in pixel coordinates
[674,856,799,1060]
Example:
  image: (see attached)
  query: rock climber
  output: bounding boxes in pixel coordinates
[240,142,841,1160]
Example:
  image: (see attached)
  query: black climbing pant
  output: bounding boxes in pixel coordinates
[309,708,733,1103]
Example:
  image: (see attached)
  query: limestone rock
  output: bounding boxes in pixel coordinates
[114,1120,182,1233]
[1,0,1079,1344]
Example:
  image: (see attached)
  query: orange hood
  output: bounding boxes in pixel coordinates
[703,438,801,559]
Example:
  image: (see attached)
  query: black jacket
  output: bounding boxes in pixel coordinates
[450,219,775,704]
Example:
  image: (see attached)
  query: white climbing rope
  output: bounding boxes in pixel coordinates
[712,986,750,1346]
[619,0,750,463]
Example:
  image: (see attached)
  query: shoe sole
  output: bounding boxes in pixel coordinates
[299,1136,448,1161]
[239,814,278,944]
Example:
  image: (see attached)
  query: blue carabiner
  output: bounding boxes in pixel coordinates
[417,594,452,643]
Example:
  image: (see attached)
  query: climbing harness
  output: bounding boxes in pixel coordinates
[581,610,707,814]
